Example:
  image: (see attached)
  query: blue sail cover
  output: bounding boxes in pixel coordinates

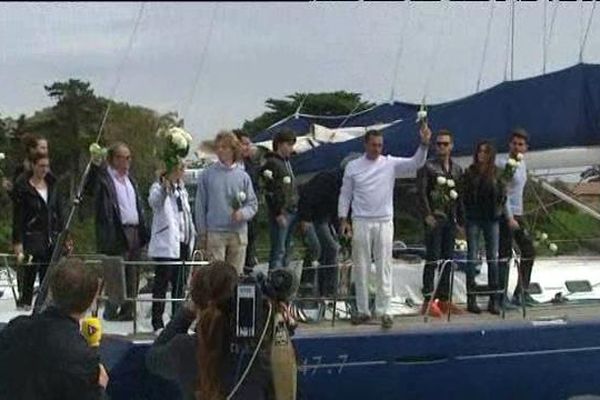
[260,63,600,175]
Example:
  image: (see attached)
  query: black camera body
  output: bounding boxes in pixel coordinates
[230,269,297,351]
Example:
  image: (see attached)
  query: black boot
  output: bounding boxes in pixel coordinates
[467,295,481,314]
[487,296,501,315]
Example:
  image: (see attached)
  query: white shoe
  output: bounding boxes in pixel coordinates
[153,328,164,337]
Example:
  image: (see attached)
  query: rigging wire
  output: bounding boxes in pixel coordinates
[180,3,219,121]
[388,2,412,102]
[579,0,597,64]
[476,1,496,92]
[421,0,452,105]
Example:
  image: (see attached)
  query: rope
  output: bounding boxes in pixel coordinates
[544,0,560,73]
[579,0,597,63]
[476,1,496,92]
[180,3,219,119]
[542,0,547,74]
[503,4,512,81]
[388,2,412,102]
[95,2,146,144]
[422,0,452,103]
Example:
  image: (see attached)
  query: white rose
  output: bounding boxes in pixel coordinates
[171,132,188,150]
[263,169,273,179]
[436,176,447,185]
[0,153,5,161]
[549,243,558,252]
[449,190,458,200]
[416,110,427,122]
[533,241,540,248]
[238,191,246,202]
[516,153,524,161]
[446,179,455,188]
[282,176,292,185]
[507,158,517,167]
[541,233,548,241]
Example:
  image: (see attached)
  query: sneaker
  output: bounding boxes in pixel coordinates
[350,313,370,325]
[381,315,394,329]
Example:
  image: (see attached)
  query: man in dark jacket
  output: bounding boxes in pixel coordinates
[297,155,359,296]
[234,129,262,274]
[261,130,299,270]
[416,129,465,316]
[0,257,108,400]
[85,142,149,321]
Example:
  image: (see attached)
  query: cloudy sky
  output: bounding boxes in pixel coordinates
[0,2,598,142]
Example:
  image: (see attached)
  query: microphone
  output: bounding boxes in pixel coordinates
[81,316,102,348]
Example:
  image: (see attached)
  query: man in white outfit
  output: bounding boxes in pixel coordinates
[338,124,431,328]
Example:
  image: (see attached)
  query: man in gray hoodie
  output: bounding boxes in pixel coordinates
[195,131,258,274]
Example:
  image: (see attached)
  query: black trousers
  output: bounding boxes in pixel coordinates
[244,218,258,270]
[498,216,536,297]
[151,243,189,329]
[21,254,50,307]
[422,221,456,302]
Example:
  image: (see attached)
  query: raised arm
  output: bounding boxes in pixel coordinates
[392,122,431,176]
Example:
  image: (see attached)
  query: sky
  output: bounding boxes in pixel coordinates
[0,1,598,143]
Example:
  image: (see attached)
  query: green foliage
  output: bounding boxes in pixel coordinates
[241,91,375,137]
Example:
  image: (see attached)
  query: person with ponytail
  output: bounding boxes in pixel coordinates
[146,261,273,400]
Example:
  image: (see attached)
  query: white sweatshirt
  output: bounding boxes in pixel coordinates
[338,144,428,221]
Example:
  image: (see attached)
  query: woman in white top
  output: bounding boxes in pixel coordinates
[148,162,196,332]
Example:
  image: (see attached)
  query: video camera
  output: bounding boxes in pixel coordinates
[231,268,296,350]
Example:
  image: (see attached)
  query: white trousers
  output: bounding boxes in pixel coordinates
[351,219,394,316]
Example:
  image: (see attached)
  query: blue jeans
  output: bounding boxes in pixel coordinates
[303,222,340,296]
[466,220,499,299]
[268,212,299,269]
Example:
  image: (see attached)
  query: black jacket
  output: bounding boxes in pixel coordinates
[297,168,343,225]
[12,171,65,258]
[460,165,507,222]
[145,310,273,400]
[260,153,298,217]
[84,163,148,255]
[416,158,465,225]
[0,307,103,400]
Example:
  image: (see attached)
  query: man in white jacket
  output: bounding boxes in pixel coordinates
[338,124,431,328]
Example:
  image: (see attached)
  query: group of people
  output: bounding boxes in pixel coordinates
[5,121,536,332]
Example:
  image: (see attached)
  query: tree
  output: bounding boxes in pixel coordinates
[241,91,375,137]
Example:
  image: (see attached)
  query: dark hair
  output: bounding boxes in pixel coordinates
[233,129,250,141]
[364,129,383,143]
[107,142,129,163]
[21,133,46,156]
[272,129,296,152]
[191,261,238,400]
[509,127,529,144]
[29,151,49,165]
[437,129,453,142]
[473,140,497,181]
[49,258,100,314]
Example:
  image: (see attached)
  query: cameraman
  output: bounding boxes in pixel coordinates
[0,258,108,400]
[146,261,273,400]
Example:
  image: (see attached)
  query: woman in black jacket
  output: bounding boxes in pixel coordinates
[461,141,508,315]
[12,152,64,310]
[146,261,273,400]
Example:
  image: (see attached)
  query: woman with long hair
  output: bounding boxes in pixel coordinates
[11,152,64,310]
[148,161,195,333]
[461,141,508,315]
[146,261,273,400]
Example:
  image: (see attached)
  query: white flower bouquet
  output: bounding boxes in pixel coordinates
[502,153,524,181]
[158,126,193,172]
[431,175,459,220]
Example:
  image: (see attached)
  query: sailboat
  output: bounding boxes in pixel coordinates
[1,2,600,399]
